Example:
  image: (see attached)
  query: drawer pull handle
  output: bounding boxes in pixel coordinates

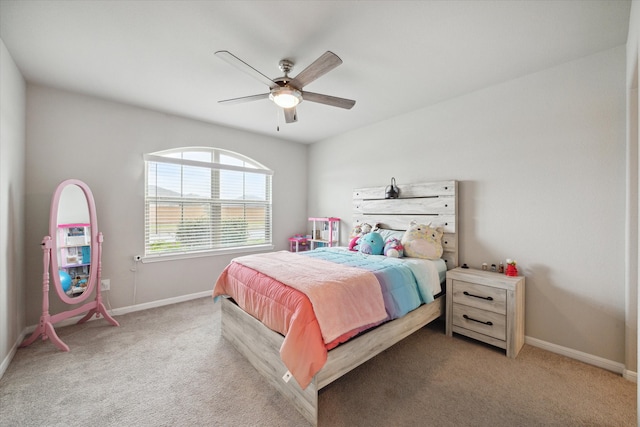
[463,314,493,326]
[463,291,493,301]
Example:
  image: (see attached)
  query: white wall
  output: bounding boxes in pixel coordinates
[309,47,627,364]
[0,39,26,373]
[24,86,308,324]
[627,0,640,389]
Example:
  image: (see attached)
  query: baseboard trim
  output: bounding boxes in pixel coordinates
[525,336,636,382]
[0,330,27,380]
[623,369,638,383]
[109,290,212,316]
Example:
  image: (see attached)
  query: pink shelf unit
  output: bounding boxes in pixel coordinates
[308,217,340,250]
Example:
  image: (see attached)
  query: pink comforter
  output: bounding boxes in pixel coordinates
[232,251,386,343]
[213,251,387,389]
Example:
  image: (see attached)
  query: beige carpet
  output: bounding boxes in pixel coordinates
[0,297,636,426]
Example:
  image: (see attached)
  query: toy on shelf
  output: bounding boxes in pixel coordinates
[505,259,518,276]
[289,234,309,252]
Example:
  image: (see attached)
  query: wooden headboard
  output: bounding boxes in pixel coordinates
[353,180,458,270]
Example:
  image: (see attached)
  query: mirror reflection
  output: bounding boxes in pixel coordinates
[56,184,91,298]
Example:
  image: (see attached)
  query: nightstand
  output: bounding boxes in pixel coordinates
[446,267,525,358]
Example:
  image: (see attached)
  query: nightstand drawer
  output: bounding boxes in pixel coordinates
[452,304,506,341]
[452,280,506,314]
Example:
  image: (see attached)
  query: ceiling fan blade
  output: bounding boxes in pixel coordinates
[289,51,342,89]
[302,91,356,109]
[283,107,298,123]
[218,93,269,105]
[215,50,278,89]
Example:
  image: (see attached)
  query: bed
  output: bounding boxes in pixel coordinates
[213,180,458,426]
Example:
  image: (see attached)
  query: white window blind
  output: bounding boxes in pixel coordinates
[144,148,272,257]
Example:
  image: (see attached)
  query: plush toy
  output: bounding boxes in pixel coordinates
[360,223,374,235]
[358,232,384,255]
[348,222,378,251]
[383,237,404,258]
[349,224,363,239]
[401,221,444,259]
[348,235,360,251]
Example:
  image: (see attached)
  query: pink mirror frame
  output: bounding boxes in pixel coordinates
[49,179,99,304]
[19,178,119,351]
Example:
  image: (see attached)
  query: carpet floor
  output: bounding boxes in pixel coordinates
[0,297,636,426]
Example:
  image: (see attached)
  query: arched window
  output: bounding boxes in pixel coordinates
[144,147,272,258]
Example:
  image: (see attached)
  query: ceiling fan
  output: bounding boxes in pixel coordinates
[214,50,356,125]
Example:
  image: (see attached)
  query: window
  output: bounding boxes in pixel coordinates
[144,147,272,258]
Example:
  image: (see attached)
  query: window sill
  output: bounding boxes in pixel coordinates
[140,244,275,264]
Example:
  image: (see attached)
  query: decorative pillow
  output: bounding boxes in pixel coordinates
[358,232,384,255]
[401,221,444,259]
[383,237,404,258]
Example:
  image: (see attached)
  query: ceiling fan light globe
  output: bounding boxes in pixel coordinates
[270,88,302,108]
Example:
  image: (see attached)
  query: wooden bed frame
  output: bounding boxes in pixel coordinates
[220,180,458,426]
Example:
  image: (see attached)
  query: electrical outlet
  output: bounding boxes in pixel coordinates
[101,279,110,291]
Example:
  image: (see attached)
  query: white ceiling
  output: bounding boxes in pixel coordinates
[0,1,631,144]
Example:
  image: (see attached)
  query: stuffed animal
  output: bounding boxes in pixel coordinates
[360,223,374,235]
[401,221,444,259]
[348,235,360,251]
[358,232,384,255]
[383,237,404,258]
[349,224,363,239]
[348,222,378,251]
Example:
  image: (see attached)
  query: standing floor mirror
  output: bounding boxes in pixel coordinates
[21,179,119,351]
